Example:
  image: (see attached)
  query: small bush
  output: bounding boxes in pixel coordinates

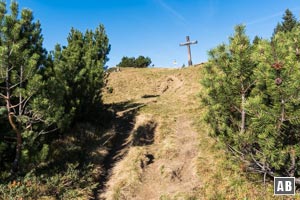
[201,21,300,183]
[0,163,97,199]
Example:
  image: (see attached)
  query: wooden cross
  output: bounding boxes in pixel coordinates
[180,36,198,66]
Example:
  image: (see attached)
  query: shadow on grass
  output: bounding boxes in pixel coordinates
[19,100,153,199]
[29,100,145,199]
[131,120,157,146]
[0,100,154,199]
[94,100,146,199]
[141,94,160,99]
[107,100,144,113]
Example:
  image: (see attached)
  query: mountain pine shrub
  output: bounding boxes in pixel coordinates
[202,24,300,183]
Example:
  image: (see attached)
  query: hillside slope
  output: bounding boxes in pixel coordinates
[98,66,275,199]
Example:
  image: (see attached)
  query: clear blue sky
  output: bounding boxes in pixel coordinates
[14,0,300,67]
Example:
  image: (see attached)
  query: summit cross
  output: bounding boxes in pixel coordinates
[180,36,198,66]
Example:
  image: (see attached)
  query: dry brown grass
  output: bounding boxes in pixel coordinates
[100,66,299,200]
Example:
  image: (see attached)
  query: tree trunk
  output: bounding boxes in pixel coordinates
[241,92,246,133]
[19,65,23,116]
[6,66,22,173]
[8,112,22,173]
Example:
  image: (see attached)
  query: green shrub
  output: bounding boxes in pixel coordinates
[117,56,152,68]
[0,163,97,199]
[201,23,300,182]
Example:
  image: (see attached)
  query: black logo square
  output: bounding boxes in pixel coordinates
[274,177,295,195]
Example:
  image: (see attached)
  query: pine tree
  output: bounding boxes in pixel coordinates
[202,12,300,183]
[253,35,262,45]
[247,26,300,177]
[201,25,254,146]
[273,9,298,36]
[52,25,110,123]
[0,1,48,172]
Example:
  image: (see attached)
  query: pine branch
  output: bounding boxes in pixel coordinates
[244,80,256,93]
[0,93,7,100]
[233,105,242,113]
[227,144,244,158]
[20,95,33,115]
[8,66,15,72]
[38,127,58,136]
[8,80,26,90]
[8,96,32,109]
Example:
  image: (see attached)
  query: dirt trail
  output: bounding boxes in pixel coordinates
[99,66,204,199]
[132,115,200,199]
